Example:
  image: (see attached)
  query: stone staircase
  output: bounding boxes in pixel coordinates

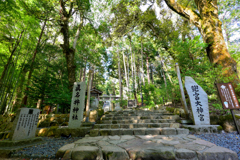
[90,109,189,136]
[56,109,238,160]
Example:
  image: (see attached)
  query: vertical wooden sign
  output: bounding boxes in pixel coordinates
[216,83,240,134]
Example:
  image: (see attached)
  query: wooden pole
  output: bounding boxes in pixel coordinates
[175,63,189,118]
[230,110,240,134]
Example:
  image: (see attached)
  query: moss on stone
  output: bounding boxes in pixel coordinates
[50,121,59,127]
[217,126,223,130]
[38,121,50,128]
[47,126,59,137]
[37,128,48,137]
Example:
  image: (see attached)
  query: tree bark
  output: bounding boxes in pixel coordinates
[82,58,87,82]
[127,56,130,97]
[59,0,76,91]
[123,52,129,94]
[141,36,145,85]
[79,67,83,81]
[73,13,84,49]
[117,50,122,98]
[0,31,24,90]
[162,0,239,91]
[12,66,28,111]
[85,69,93,122]
[129,36,134,97]
[91,66,94,88]
[146,56,150,84]
[134,52,137,90]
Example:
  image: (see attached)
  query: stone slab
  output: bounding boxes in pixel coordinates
[182,125,220,133]
[101,145,129,160]
[185,76,210,125]
[10,108,40,141]
[69,82,87,128]
[71,146,99,160]
[56,134,236,160]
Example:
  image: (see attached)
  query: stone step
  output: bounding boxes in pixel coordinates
[101,115,179,121]
[100,119,176,124]
[89,127,188,136]
[94,123,180,129]
[56,135,238,160]
[103,112,174,117]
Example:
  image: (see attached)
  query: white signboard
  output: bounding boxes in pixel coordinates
[185,76,210,125]
[11,108,40,141]
[68,82,87,128]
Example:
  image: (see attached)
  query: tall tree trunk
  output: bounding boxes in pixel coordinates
[141,37,145,85]
[123,53,129,94]
[79,67,83,81]
[73,13,84,49]
[129,36,134,97]
[161,61,168,100]
[117,50,122,98]
[137,57,141,92]
[0,31,24,90]
[127,56,130,98]
[150,63,154,84]
[146,56,150,84]
[91,66,94,88]
[21,19,47,106]
[134,52,137,90]
[163,0,239,94]
[59,0,76,91]
[82,58,87,82]
[73,13,84,83]
[12,66,28,111]
[85,69,93,122]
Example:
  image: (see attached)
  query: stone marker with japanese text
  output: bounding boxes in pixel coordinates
[185,76,210,125]
[68,82,87,128]
[10,108,40,141]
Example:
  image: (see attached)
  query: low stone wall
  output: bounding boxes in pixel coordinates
[166,107,240,132]
[36,126,91,137]
[0,108,104,139]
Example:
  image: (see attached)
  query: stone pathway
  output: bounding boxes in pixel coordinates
[57,109,238,160]
[90,110,189,136]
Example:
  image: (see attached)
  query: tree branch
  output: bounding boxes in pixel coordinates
[161,0,201,28]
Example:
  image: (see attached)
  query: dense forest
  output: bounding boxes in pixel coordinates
[0,0,239,114]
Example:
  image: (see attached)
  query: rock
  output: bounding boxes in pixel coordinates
[71,146,99,160]
[199,146,238,160]
[174,143,206,151]
[175,148,197,159]
[56,143,75,158]
[101,145,129,160]
[161,128,177,135]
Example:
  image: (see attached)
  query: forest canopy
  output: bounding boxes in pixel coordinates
[0,0,239,114]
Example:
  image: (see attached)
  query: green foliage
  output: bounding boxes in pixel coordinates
[141,83,162,106]
[171,36,222,96]
[26,70,71,110]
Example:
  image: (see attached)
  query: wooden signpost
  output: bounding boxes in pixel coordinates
[216,83,240,134]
